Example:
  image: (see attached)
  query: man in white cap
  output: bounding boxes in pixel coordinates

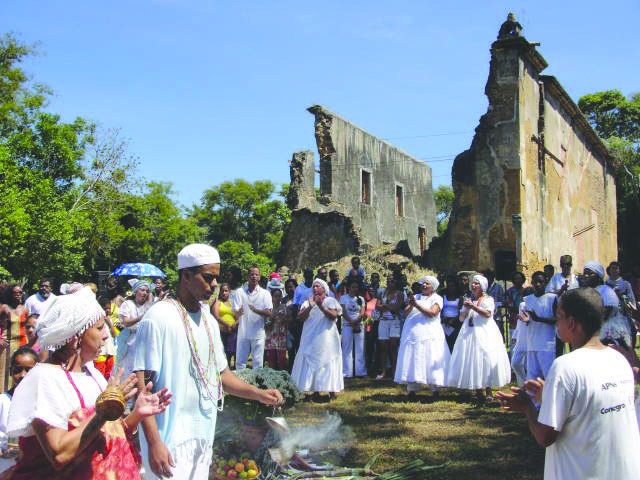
[133,244,283,479]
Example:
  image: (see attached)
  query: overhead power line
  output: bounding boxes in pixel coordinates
[381,131,473,140]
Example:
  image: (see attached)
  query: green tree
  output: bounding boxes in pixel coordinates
[578,90,640,265]
[434,184,454,236]
[217,240,274,276]
[192,179,290,263]
[0,145,86,285]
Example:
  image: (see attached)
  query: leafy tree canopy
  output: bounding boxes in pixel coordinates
[579,89,640,266]
[434,184,454,236]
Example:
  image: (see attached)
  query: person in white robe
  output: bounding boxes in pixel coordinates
[394,276,450,397]
[291,278,344,400]
[447,274,511,402]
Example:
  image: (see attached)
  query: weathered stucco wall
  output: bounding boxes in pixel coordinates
[280,106,437,271]
[520,73,617,273]
[432,32,616,277]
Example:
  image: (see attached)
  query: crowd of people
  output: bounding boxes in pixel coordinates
[0,249,639,478]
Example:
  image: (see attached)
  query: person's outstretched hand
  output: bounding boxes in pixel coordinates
[134,382,172,418]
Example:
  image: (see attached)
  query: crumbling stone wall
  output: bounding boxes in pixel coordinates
[430,29,617,276]
[280,106,437,271]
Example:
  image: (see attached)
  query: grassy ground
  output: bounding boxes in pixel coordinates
[284,378,544,480]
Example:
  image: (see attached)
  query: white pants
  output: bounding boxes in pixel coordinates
[236,336,265,370]
[341,326,366,377]
[378,319,401,340]
[511,348,527,386]
[526,351,555,380]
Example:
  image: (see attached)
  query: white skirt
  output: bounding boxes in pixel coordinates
[291,354,344,393]
[394,337,450,386]
[446,318,511,389]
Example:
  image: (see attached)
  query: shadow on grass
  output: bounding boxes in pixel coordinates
[288,379,545,480]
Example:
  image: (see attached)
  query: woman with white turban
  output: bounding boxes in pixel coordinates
[395,276,450,398]
[291,278,344,401]
[583,260,632,349]
[5,286,171,479]
[115,279,153,379]
[447,274,511,402]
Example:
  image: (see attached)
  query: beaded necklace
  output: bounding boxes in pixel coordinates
[170,299,224,411]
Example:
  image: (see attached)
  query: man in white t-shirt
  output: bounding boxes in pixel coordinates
[236,266,273,370]
[497,287,640,480]
[24,278,57,317]
[519,271,557,380]
[340,280,367,378]
[545,255,579,295]
[133,244,283,479]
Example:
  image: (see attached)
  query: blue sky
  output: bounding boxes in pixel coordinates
[3,1,639,208]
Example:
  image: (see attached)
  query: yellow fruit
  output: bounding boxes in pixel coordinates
[246,469,258,478]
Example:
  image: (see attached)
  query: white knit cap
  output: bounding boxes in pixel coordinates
[36,286,105,350]
[177,243,221,269]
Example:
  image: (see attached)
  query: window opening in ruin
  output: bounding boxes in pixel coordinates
[361,169,372,205]
[395,184,404,216]
[418,227,427,254]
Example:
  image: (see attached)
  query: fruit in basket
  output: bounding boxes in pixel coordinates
[234,463,245,473]
[227,470,238,479]
[227,459,237,467]
[246,469,258,479]
[239,473,248,479]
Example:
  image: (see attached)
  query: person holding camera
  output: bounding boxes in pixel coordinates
[339,280,367,378]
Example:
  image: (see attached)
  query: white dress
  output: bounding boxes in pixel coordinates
[394,293,450,387]
[291,297,344,393]
[447,295,511,389]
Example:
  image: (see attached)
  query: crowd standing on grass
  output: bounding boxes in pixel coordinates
[0,249,639,478]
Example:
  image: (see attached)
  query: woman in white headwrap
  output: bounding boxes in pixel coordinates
[446,274,511,402]
[115,279,153,379]
[583,261,632,349]
[291,278,344,400]
[5,287,171,479]
[395,276,450,397]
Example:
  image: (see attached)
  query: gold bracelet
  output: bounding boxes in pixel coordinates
[95,385,126,421]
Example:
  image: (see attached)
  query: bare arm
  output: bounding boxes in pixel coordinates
[297,302,312,321]
[32,413,107,469]
[495,387,559,448]
[220,368,283,405]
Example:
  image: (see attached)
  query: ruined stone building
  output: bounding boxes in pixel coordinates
[430,16,617,277]
[281,105,437,271]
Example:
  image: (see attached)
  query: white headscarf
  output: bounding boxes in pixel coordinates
[128,278,152,294]
[584,260,605,279]
[419,275,440,292]
[312,278,331,296]
[36,286,105,350]
[473,274,489,293]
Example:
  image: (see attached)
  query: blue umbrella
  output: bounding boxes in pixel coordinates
[112,263,166,278]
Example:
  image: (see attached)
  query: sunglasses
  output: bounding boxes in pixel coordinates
[11,365,34,374]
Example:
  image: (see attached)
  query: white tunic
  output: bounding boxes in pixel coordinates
[446,295,511,389]
[395,293,450,386]
[291,297,344,393]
